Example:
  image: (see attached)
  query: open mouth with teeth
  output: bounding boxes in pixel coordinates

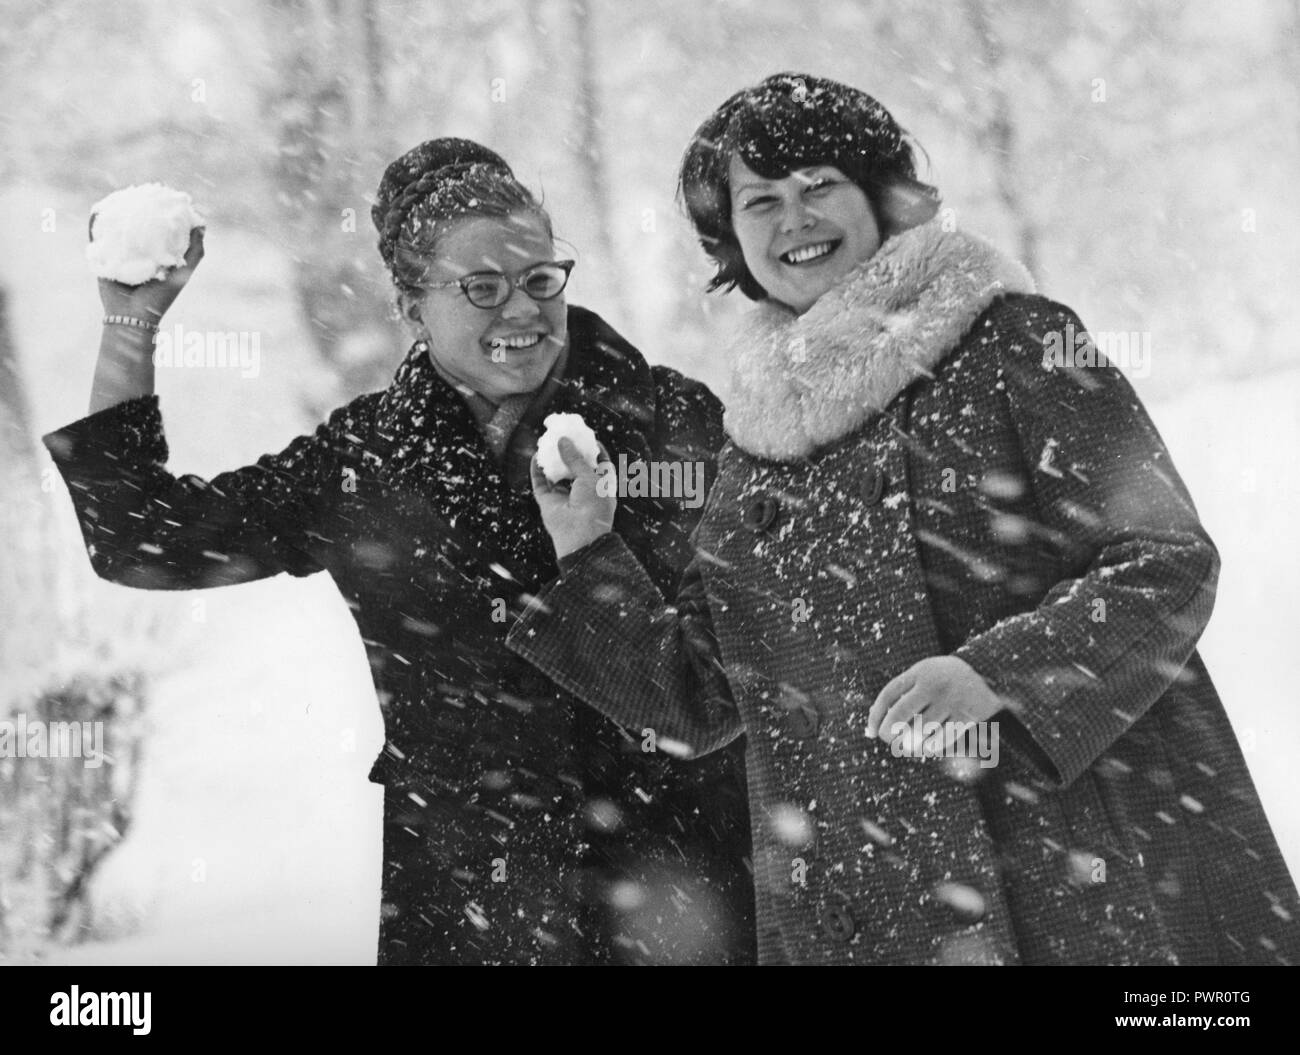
[779,240,841,266]
[486,332,547,353]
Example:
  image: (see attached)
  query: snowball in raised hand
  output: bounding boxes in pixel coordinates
[86,183,206,286]
[536,412,600,483]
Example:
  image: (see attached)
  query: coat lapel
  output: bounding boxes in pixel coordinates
[724,218,1035,461]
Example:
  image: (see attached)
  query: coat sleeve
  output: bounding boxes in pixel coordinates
[953,295,1221,788]
[41,394,351,589]
[506,530,744,757]
[649,364,727,462]
[631,363,729,590]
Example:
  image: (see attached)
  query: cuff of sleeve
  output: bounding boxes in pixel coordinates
[955,639,1074,787]
[507,531,650,661]
[956,560,1216,790]
[41,394,167,477]
[505,529,666,737]
[557,531,617,577]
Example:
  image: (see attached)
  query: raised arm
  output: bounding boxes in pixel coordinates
[44,225,349,590]
[89,226,204,414]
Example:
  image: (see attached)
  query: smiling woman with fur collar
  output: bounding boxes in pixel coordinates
[511,72,1300,966]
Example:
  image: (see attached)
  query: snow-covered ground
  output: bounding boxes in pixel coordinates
[1154,368,1300,880]
[3,186,1297,964]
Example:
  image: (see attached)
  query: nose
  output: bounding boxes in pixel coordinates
[499,281,542,320]
[779,196,816,235]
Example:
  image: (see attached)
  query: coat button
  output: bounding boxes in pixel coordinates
[786,705,820,739]
[742,495,780,532]
[819,905,856,943]
[860,468,887,506]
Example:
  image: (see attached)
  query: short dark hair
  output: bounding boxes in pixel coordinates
[678,73,937,301]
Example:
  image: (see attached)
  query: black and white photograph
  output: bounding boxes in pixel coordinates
[2,0,1298,993]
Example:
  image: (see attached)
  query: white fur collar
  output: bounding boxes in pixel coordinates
[723,218,1035,461]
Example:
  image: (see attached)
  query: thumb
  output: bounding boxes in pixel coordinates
[182,225,206,270]
[558,435,596,477]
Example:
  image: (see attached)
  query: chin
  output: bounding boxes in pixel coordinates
[774,286,823,314]
[782,270,852,312]
[490,369,546,399]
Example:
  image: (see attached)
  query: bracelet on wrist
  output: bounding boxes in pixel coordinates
[103,314,160,335]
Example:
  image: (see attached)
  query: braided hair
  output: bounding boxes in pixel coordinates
[372,138,551,297]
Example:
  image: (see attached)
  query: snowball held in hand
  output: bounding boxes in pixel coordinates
[86,183,206,286]
[536,413,600,483]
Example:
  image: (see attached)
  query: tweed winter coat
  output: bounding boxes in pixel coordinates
[509,220,1300,965]
[42,306,755,966]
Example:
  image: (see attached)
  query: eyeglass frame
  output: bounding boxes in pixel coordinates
[422,259,576,309]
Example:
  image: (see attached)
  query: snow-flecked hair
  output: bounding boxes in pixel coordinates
[679,73,940,301]
[371,137,552,296]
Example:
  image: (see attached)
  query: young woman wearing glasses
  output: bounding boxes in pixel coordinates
[43,138,755,965]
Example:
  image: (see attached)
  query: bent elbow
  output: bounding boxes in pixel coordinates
[1165,529,1221,645]
[86,543,190,591]
[1201,527,1222,589]
[1189,525,1221,611]
[87,544,119,583]
[86,544,143,588]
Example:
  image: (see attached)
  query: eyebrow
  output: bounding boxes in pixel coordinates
[445,257,556,276]
[731,167,836,196]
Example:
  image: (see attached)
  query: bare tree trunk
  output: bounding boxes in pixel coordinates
[362,0,386,130]
[0,285,58,688]
[569,0,631,327]
[0,287,35,446]
[262,0,396,411]
[962,0,1042,283]
[1291,0,1300,156]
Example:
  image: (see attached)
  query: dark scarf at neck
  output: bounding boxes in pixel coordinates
[422,340,570,471]
[367,308,670,589]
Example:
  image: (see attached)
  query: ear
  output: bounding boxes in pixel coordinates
[397,291,423,327]
[876,179,941,236]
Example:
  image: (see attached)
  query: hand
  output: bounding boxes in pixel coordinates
[866,656,1003,754]
[95,224,205,323]
[530,436,617,560]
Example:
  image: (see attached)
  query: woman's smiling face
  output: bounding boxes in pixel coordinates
[404,212,567,401]
[728,154,882,314]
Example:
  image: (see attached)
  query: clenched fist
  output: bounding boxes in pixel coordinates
[530,435,617,560]
[96,224,205,323]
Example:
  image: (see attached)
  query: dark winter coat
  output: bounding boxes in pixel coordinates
[508,221,1300,965]
[42,306,755,965]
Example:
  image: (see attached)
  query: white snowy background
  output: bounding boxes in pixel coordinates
[1,0,1297,964]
